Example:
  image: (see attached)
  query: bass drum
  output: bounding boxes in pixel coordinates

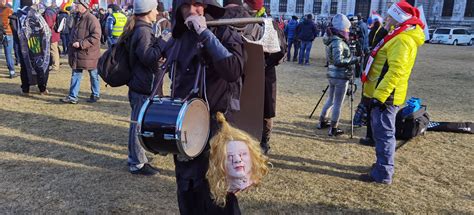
[137,97,210,159]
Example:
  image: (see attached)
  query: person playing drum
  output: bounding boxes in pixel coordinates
[167,0,245,213]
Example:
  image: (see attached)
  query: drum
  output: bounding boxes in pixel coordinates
[136,97,210,159]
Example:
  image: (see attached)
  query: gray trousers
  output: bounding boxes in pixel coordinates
[127,90,149,171]
[319,78,349,128]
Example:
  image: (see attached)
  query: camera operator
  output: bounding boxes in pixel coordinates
[317,14,359,136]
[348,15,364,78]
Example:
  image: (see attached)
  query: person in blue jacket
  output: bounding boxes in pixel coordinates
[296,14,317,65]
[284,15,299,61]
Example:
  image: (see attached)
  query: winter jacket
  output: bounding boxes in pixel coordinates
[0,6,12,35]
[128,20,163,95]
[43,7,60,43]
[324,35,357,80]
[284,19,298,40]
[363,25,425,106]
[358,20,369,52]
[296,19,317,42]
[68,11,101,70]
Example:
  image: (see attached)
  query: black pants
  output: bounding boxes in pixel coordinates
[20,64,48,93]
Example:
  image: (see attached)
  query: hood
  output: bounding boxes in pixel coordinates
[323,35,341,46]
[405,25,426,47]
[172,0,225,38]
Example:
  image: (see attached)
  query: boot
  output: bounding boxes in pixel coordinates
[328,127,344,137]
[316,120,330,129]
[260,141,270,155]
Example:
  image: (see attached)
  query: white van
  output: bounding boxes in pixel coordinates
[430,27,473,46]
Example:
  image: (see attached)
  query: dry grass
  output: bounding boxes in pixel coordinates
[0,39,473,214]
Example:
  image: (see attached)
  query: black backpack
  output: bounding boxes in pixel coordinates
[97,39,132,87]
[395,106,430,140]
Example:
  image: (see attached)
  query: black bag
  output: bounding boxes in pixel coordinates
[97,40,131,87]
[395,106,430,140]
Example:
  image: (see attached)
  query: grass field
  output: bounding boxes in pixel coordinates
[0,39,473,214]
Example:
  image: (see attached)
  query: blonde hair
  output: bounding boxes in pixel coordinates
[206,112,270,207]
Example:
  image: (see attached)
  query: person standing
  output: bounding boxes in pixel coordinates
[317,14,359,136]
[169,0,245,213]
[124,0,163,175]
[11,0,51,95]
[105,4,126,47]
[0,0,15,78]
[57,7,72,56]
[284,16,298,62]
[296,14,317,65]
[359,1,425,184]
[60,0,101,104]
[42,0,60,73]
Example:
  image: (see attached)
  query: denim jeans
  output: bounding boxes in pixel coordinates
[370,105,399,184]
[299,40,313,64]
[67,69,100,101]
[287,38,300,61]
[3,35,15,73]
[60,33,69,55]
[127,90,149,171]
[320,78,349,127]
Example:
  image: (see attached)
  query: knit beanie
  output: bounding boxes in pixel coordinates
[244,0,263,10]
[74,0,90,9]
[134,0,158,14]
[331,13,351,32]
[223,0,242,6]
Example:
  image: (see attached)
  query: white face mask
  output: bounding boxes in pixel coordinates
[225,140,253,193]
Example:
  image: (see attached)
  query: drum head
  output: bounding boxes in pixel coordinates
[178,99,210,158]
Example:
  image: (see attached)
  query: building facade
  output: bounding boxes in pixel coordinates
[263,0,474,27]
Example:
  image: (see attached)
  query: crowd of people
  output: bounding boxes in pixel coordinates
[1,0,426,214]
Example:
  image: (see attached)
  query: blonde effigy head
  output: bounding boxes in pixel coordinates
[206,112,270,207]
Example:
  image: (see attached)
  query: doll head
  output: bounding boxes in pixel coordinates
[207,112,269,207]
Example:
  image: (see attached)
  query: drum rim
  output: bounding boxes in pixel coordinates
[136,98,156,153]
[176,98,210,159]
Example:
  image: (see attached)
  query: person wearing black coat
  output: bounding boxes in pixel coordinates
[167,0,245,214]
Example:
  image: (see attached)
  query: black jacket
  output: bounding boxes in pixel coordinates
[127,20,163,95]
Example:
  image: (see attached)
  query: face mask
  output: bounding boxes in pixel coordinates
[225,140,253,193]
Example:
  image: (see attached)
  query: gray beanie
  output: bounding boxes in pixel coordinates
[134,0,158,14]
[331,13,351,32]
[74,0,90,8]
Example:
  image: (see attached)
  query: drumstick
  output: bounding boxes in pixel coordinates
[206,18,265,26]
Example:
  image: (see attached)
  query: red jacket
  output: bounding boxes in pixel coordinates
[43,7,60,43]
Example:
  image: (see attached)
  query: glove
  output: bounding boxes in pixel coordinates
[371,98,387,112]
[184,15,207,35]
[350,56,360,64]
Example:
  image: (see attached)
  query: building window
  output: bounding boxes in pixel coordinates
[296,0,304,13]
[313,0,322,14]
[465,0,474,17]
[279,0,287,13]
[264,0,270,11]
[355,0,371,18]
[442,0,454,17]
[330,0,338,14]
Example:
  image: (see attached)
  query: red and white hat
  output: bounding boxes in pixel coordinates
[387,1,420,23]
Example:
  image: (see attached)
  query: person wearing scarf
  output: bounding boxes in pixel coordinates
[359,0,425,184]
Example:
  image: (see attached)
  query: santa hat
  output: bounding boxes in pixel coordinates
[244,0,263,10]
[387,0,424,28]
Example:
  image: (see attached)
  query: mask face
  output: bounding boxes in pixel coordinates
[226,140,253,192]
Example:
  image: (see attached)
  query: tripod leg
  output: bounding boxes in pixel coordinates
[309,85,329,119]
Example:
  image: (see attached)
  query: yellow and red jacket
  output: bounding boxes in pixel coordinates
[363,25,425,106]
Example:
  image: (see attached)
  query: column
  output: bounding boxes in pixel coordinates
[271,0,280,16]
[288,0,297,16]
[305,0,314,15]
